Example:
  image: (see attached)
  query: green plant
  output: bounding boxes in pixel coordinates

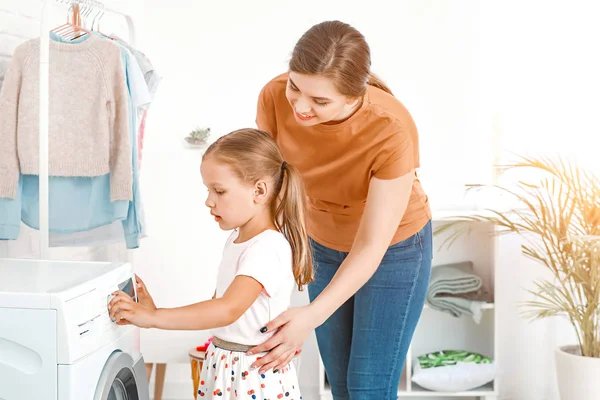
[435,156,600,357]
[186,126,211,144]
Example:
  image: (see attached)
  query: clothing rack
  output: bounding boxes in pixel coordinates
[38,0,137,258]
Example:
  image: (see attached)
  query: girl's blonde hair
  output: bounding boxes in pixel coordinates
[203,128,314,290]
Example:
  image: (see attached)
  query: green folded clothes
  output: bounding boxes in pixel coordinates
[417,350,493,369]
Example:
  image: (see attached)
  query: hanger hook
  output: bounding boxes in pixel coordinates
[82,0,92,27]
[95,2,105,31]
[89,1,97,19]
[88,0,98,30]
[88,0,97,30]
[87,1,96,29]
[84,1,90,18]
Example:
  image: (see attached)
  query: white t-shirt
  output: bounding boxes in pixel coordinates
[211,229,295,346]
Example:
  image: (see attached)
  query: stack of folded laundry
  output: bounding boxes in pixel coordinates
[426,261,493,323]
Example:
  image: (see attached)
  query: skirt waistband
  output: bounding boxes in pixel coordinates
[212,337,255,353]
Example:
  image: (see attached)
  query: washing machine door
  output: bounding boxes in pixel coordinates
[94,351,148,400]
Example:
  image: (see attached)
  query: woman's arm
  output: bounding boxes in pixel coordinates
[308,171,416,324]
[109,276,262,330]
[248,171,416,372]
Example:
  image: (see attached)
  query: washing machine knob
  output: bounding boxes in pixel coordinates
[106,294,117,322]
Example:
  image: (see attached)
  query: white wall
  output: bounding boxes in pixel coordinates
[138,0,491,211]
[482,0,600,171]
[0,1,40,89]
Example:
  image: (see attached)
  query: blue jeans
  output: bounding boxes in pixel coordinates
[308,220,432,400]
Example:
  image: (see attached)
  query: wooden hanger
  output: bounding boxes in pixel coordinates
[51,2,91,40]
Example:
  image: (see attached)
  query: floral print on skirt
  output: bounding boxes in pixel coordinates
[198,342,302,399]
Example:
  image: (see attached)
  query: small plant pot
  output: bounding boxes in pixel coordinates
[184,127,211,150]
[183,137,210,150]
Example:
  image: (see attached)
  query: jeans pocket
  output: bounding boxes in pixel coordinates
[381,229,426,264]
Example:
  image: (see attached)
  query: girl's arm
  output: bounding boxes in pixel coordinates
[109,276,262,330]
[153,276,262,330]
[248,171,415,372]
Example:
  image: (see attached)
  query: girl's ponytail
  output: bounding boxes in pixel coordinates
[275,162,314,290]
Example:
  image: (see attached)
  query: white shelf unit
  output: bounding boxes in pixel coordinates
[318,210,498,400]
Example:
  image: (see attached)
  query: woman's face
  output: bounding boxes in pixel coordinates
[285,71,359,126]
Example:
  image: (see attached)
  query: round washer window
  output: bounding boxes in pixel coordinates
[106,367,138,400]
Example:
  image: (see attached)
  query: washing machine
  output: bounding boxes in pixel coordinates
[0,258,150,400]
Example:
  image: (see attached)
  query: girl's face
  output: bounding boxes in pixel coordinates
[201,158,270,231]
[201,158,258,231]
[285,71,360,126]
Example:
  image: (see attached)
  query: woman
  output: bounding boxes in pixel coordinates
[249,20,433,399]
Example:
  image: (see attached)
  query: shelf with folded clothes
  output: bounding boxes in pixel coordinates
[403,219,498,398]
[428,220,496,324]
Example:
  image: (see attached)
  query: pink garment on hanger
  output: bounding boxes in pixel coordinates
[138,109,147,167]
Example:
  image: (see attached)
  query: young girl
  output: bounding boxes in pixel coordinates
[108,128,312,399]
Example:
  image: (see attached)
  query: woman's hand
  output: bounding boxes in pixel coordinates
[248,306,316,374]
[109,290,157,328]
[135,274,157,311]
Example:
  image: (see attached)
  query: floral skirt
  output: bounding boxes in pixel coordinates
[198,342,302,399]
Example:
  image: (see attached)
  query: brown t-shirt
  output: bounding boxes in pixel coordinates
[256,73,431,252]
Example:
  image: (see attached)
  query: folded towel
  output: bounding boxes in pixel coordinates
[426,261,490,323]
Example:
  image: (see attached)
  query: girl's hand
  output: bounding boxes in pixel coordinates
[135,274,157,311]
[248,306,316,374]
[109,290,157,328]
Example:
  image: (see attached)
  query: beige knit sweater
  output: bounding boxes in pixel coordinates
[0,34,132,201]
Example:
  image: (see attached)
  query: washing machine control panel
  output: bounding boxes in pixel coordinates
[56,263,138,364]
